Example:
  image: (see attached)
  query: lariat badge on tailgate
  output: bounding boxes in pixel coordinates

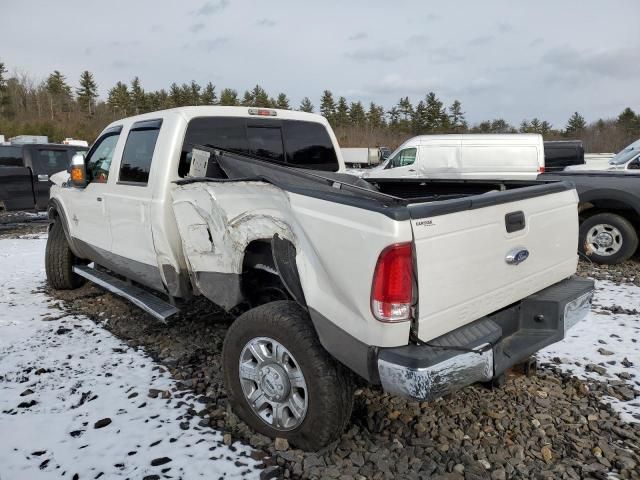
[505,247,529,265]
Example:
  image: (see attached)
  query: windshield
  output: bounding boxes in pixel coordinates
[610,139,640,165]
[610,147,638,165]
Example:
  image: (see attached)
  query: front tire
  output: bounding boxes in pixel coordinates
[222,301,354,451]
[579,213,638,265]
[45,221,85,290]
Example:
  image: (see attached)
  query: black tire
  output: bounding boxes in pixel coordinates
[579,212,639,265]
[223,301,354,451]
[45,221,85,290]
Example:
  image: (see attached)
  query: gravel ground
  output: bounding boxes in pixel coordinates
[3,222,640,479]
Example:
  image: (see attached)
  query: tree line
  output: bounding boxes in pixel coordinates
[1,61,639,153]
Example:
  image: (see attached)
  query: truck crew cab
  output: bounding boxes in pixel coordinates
[46,107,593,450]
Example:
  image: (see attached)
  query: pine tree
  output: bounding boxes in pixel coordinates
[617,107,640,137]
[169,83,183,107]
[397,97,414,132]
[319,90,336,123]
[45,70,72,117]
[251,84,270,107]
[275,93,290,110]
[76,71,98,115]
[187,80,201,105]
[412,100,427,133]
[298,97,314,112]
[490,119,515,133]
[387,106,400,129]
[519,120,531,133]
[241,90,254,106]
[424,92,448,132]
[107,81,131,115]
[130,77,146,114]
[349,101,366,127]
[334,97,349,127]
[529,118,542,133]
[367,102,385,129]
[448,100,467,133]
[565,112,586,136]
[219,88,239,106]
[201,82,217,105]
[540,120,552,136]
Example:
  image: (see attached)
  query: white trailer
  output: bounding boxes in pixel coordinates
[340,147,388,168]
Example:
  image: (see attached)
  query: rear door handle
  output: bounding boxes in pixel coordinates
[96,197,102,202]
[37,174,49,182]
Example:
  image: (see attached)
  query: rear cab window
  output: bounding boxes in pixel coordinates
[119,119,163,185]
[179,117,338,176]
[34,149,70,175]
[0,146,23,166]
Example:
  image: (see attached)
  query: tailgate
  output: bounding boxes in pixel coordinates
[409,183,579,342]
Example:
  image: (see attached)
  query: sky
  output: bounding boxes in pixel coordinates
[1,0,639,127]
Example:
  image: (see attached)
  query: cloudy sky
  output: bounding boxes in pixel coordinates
[2,0,639,126]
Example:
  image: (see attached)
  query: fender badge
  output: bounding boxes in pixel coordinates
[506,248,529,265]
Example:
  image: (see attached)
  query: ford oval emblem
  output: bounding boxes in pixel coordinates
[505,248,529,265]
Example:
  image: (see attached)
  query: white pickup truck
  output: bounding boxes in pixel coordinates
[46,106,593,450]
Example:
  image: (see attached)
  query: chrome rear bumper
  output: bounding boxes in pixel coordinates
[377,276,594,402]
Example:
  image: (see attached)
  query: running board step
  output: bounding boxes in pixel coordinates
[73,265,178,322]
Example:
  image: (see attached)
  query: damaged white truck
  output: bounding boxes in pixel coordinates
[45,106,594,450]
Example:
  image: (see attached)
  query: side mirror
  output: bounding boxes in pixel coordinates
[628,158,640,170]
[70,153,87,187]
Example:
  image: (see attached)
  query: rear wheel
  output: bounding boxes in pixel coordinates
[222,301,354,450]
[579,213,638,265]
[45,221,85,290]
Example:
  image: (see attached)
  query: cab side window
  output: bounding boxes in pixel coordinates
[119,120,162,185]
[388,147,417,168]
[85,130,121,184]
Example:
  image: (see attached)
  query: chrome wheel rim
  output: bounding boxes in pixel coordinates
[239,337,308,431]
[586,223,623,256]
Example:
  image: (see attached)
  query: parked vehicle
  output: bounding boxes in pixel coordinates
[567,153,616,171]
[45,106,593,450]
[62,138,89,147]
[9,134,49,144]
[340,146,390,168]
[540,170,640,264]
[363,134,545,180]
[543,140,584,172]
[0,143,88,211]
[607,138,640,173]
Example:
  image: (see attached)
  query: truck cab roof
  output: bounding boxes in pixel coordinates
[102,106,330,131]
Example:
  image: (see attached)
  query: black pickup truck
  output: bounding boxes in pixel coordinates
[540,171,640,264]
[0,143,87,212]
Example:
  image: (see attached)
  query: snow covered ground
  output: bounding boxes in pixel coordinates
[1,235,638,479]
[0,237,259,480]
[539,279,640,423]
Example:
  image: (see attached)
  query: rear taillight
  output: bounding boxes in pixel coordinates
[371,243,413,322]
[538,166,545,173]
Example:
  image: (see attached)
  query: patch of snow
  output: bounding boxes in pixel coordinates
[0,238,259,480]
[539,279,640,423]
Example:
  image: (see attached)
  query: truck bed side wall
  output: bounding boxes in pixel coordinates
[171,181,414,352]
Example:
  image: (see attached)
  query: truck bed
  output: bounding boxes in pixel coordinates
[179,147,574,221]
[175,147,579,345]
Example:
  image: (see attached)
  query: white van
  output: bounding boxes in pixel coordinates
[363,134,545,180]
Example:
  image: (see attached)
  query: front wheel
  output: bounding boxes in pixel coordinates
[579,213,638,265]
[222,301,354,451]
[45,220,85,290]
